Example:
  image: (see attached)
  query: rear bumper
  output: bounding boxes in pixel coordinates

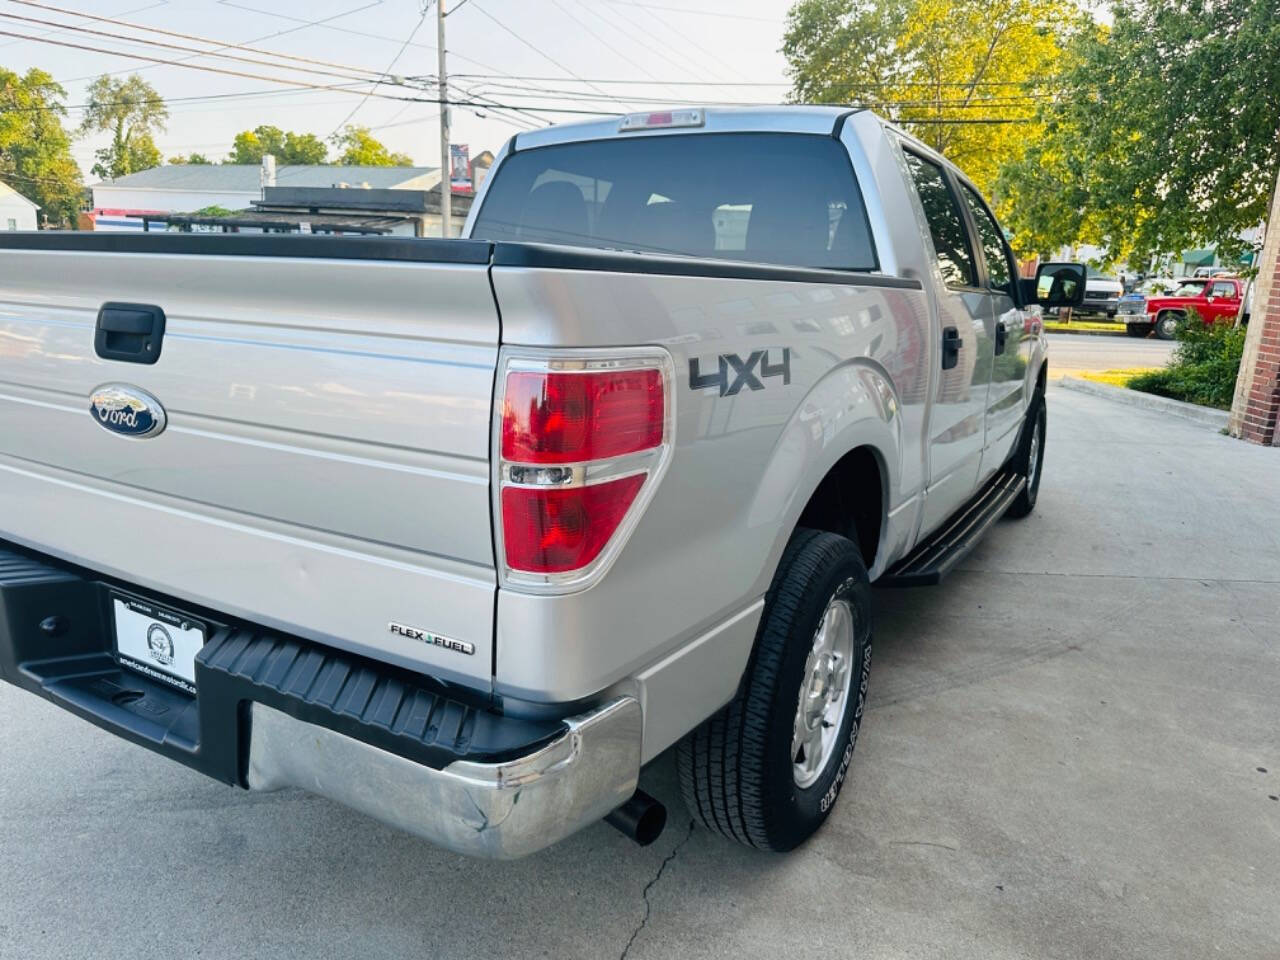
[0,544,640,859]
[247,696,641,858]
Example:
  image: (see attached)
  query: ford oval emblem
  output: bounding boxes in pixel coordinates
[89,383,167,439]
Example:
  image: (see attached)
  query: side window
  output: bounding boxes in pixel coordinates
[1211,281,1237,298]
[903,150,976,287]
[960,184,1014,295]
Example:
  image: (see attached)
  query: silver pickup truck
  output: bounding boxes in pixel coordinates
[0,107,1084,858]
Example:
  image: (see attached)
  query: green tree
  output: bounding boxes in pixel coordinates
[996,0,1280,262]
[80,74,167,179]
[228,125,327,164]
[169,152,213,165]
[0,67,83,227]
[783,0,1079,195]
[329,125,412,166]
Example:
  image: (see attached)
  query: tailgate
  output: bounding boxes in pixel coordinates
[0,236,500,690]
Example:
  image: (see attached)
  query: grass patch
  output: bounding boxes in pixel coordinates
[1079,368,1156,387]
[1044,320,1125,334]
[1126,315,1244,409]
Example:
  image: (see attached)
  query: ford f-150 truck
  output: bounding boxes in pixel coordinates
[0,107,1084,858]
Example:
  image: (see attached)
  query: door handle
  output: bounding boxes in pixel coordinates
[95,302,166,364]
[941,326,962,370]
[995,323,1007,356]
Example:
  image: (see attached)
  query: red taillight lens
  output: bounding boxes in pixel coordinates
[501,475,646,573]
[502,369,664,464]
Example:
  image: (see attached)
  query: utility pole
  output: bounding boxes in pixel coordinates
[436,0,452,238]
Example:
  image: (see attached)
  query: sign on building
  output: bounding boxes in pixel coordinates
[450,144,471,194]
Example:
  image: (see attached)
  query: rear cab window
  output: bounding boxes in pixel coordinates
[472,133,878,272]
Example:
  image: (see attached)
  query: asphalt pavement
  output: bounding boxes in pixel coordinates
[2,386,1278,960]
[1045,331,1175,377]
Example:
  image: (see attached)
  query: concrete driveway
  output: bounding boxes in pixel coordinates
[2,386,1277,960]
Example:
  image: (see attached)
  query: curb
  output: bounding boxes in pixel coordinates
[1044,326,1128,338]
[1059,377,1229,429]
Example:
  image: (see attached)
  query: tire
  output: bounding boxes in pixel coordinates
[1006,392,1045,519]
[1155,312,1180,340]
[677,529,872,851]
[1125,323,1150,338]
[1107,309,1118,319]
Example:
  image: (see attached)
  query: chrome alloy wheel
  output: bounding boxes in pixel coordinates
[1027,416,1042,492]
[791,596,856,788]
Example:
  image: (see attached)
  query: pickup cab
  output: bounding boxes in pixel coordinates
[0,107,1083,858]
[1134,276,1248,339]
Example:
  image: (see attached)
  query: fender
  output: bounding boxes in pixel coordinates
[748,357,904,594]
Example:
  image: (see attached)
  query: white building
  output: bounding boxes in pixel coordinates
[90,164,440,231]
[0,182,39,231]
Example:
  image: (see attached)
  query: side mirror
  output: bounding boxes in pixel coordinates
[1029,262,1087,308]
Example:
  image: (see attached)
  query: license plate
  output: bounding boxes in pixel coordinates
[112,595,206,695]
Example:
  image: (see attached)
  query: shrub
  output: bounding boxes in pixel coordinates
[1127,311,1246,409]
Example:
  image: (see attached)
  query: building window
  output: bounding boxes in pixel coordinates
[6,219,15,231]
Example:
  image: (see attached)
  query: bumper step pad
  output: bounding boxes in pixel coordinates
[0,544,563,787]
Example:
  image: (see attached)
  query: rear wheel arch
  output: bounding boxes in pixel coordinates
[795,444,887,572]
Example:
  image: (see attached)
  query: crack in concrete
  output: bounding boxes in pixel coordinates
[619,819,696,960]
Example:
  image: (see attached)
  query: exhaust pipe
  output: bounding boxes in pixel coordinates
[605,789,667,846]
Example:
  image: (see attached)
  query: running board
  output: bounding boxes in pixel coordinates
[880,470,1025,587]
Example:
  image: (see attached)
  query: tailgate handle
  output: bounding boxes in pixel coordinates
[95,302,166,364]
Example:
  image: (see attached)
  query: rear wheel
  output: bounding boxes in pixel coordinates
[677,529,872,851]
[1155,312,1180,340]
[1007,393,1045,519]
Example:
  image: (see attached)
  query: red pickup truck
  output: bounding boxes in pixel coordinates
[1130,276,1250,339]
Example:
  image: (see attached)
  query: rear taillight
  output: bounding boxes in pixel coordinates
[497,354,671,586]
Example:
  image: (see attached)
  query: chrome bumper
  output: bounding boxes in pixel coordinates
[246,696,642,859]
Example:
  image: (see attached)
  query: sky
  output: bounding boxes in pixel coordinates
[0,0,793,180]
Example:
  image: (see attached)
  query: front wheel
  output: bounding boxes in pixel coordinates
[1155,312,1180,340]
[677,529,872,851]
[1006,394,1045,519]
[1126,323,1151,338]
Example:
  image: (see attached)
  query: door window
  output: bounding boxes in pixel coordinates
[903,150,976,287]
[1210,281,1238,298]
[960,184,1015,296]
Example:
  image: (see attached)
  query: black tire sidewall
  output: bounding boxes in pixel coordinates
[757,539,872,850]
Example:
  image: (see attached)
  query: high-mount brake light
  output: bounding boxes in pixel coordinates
[618,108,705,133]
[497,355,671,585]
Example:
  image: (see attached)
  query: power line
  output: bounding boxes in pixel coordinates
[466,1,636,110]
[453,73,1042,89]
[0,27,424,100]
[0,10,403,86]
[327,8,429,136]
[11,0,396,80]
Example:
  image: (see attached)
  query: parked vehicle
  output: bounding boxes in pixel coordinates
[1132,276,1248,338]
[1083,270,1124,317]
[0,107,1084,858]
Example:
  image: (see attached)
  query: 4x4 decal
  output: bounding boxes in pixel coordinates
[689,348,791,396]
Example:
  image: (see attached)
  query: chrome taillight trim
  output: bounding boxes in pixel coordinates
[492,346,676,594]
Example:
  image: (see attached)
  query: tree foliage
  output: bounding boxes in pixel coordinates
[329,125,412,166]
[169,152,213,165]
[228,125,328,164]
[0,67,83,227]
[997,0,1280,262]
[80,74,167,179]
[783,0,1078,195]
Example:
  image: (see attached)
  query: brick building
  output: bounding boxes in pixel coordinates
[1229,172,1280,446]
